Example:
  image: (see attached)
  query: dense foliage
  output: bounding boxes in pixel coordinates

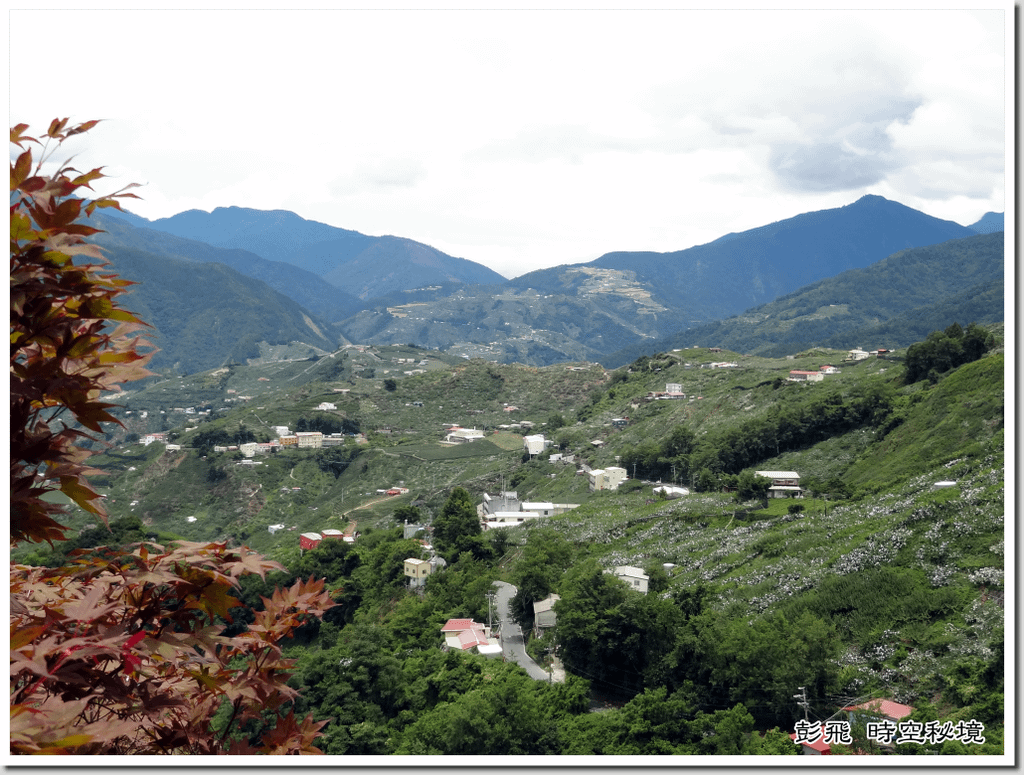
[10,120,333,755]
[902,322,995,385]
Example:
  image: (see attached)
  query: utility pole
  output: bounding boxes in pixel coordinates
[794,685,810,721]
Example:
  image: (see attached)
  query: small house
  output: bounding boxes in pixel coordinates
[755,470,802,498]
[589,466,628,492]
[299,532,322,551]
[533,593,561,637]
[609,565,649,594]
[789,370,824,382]
[404,557,432,587]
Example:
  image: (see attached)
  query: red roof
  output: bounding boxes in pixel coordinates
[440,618,482,633]
[455,629,491,650]
[842,699,914,720]
[789,732,832,754]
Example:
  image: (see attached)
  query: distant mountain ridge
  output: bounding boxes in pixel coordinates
[969,212,1004,234]
[508,195,977,328]
[110,206,507,300]
[601,231,1004,365]
[96,195,1004,371]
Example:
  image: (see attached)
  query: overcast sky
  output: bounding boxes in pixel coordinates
[10,3,1010,279]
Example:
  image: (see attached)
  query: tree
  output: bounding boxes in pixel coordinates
[431,487,482,558]
[11,543,335,754]
[735,470,772,508]
[383,378,397,392]
[10,120,334,754]
[11,119,152,545]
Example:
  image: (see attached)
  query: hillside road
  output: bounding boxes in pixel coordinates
[492,581,550,681]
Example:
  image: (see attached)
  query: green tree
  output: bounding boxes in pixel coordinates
[735,470,772,507]
[431,487,482,559]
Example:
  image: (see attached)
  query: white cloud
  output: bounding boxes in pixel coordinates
[9,6,1009,277]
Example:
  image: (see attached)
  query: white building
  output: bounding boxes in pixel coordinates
[755,470,802,498]
[295,431,324,449]
[589,466,628,492]
[445,427,485,444]
[608,565,649,594]
[523,434,548,456]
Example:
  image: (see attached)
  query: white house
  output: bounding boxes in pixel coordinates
[609,566,649,594]
[239,442,258,458]
[316,402,337,411]
[523,434,548,456]
[755,470,802,498]
[445,427,485,444]
[589,466,628,491]
[482,511,541,529]
[267,523,286,535]
[296,431,324,449]
[848,348,870,361]
[665,382,682,393]
[789,370,824,382]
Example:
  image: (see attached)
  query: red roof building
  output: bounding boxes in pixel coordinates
[789,732,832,755]
[842,698,914,720]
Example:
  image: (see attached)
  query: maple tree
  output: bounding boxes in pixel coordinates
[10,120,334,754]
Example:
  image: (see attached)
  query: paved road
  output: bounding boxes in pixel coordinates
[492,581,550,681]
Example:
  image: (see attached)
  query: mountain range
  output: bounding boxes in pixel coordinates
[95,196,1003,373]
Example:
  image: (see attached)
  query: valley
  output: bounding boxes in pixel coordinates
[17,324,1006,755]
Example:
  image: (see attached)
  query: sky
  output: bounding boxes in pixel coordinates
[9,2,1011,279]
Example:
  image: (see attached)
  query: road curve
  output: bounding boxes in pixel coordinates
[492,581,550,681]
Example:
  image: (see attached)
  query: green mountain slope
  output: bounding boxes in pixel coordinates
[97,246,340,374]
[603,232,1003,365]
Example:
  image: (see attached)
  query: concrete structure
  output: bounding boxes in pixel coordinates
[404,557,432,587]
[609,565,649,594]
[279,435,298,447]
[267,523,286,535]
[755,470,802,498]
[296,431,324,449]
[321,528,344,540]
[532,593,561,637]
[445,427,485,444]
[665,382,682,393]
[523,434,548,456]
[589,466,628,492]
[440,619,498,653]
[482,511,542,529]
[239,442,258,458]
[299,532,322,551]
[316,402,337,411]
[789,370,825,382]
[848,348,870,361]
[481,491,521,515]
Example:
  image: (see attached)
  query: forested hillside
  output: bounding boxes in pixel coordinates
[604,231,1004,365]
[19,325,1004,756]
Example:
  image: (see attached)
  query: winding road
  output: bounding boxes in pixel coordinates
[492,581,551,681]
